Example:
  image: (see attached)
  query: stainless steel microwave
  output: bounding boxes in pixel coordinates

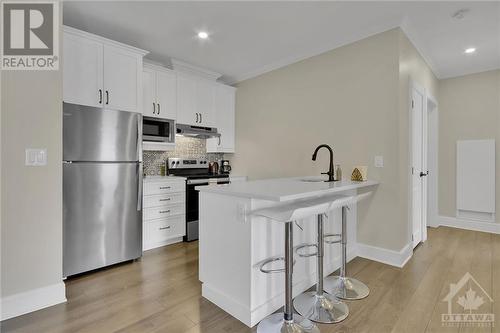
[142,117,175,144]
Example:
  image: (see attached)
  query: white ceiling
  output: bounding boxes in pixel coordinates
[63,1,500,84]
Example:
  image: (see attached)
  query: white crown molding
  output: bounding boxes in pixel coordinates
[171,59,222,81]
[438,215,500,234]
[1,282,66,321]
[63,25,149,56]
[356,242,413,268]
[228,24,402,85]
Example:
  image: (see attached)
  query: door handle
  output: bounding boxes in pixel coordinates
[105,90,109,105]
[98,89,102,104]
[137,163,143,211]
[420,171,429,177]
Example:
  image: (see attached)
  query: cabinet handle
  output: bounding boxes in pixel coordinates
[157,103,160,115]
[218,136,221,146]
[195,113,199,123]
[159,210,171,214]
[159,186,171,190]
[153,102,156,114]
[98,89,102,104]
[200,113,202,123]
[159,226,171,230]
[159,198,171,202]
[105,90,109,105]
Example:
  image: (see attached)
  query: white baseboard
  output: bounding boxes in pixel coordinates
[438,215,500,234]
[356,242,412,268]
[1,282,66,321]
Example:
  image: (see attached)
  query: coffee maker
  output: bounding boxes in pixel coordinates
[218,160,232,174]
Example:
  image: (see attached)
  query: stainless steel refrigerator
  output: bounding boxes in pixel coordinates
[63,103,143,277]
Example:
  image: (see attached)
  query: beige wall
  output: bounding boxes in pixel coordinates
[1,69,63,297]
[230,29,410,251]
[438,70,500,220]
[397,31,439,235]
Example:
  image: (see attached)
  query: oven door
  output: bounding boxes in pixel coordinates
[142,117,174,143]
[185,178,230,241]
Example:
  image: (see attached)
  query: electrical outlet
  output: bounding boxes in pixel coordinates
[375,155,384,168]
[25,148,47,166]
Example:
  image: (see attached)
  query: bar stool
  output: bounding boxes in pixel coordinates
[293,195,352,323]
[253,200,332,333]
[323,192,372,300]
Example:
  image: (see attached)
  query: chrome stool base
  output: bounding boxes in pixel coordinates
[257,313,320,333]
[324,276,370,300]
[293,291,349,323]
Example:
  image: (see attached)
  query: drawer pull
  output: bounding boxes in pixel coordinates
[159,198,171,202]
[159,210,171,214]
[159,226,171,230]
[159,186,171,190]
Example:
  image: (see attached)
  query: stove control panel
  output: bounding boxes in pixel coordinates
[167,158,208,169]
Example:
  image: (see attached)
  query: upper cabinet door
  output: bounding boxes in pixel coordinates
[195,78,215,127]
[63,33,103,108]
[207,84,236,153]
[142,68,156,117]
[103,45,141,112]
[156,70,177,120]
[177,73,197,125]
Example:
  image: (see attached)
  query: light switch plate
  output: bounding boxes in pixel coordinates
[375,155,384,168]
[25,148,47,166]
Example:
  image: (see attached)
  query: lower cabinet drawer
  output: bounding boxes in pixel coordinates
[143,204,184,220]
[144,181,185,195]
[144,215,186,245]
[143,192,185,208]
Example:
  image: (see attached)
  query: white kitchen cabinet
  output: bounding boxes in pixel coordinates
[176,73,215,127]
[143,177,186,251]
[207,84,236,153]
[63,26,148,113]
[63,32,103,107]
[143,64,176,119]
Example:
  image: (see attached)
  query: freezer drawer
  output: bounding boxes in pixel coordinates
[63,162,142,277]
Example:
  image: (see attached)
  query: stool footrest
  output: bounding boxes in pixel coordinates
[295,243,318,257]
[259,256,296,274]
[324,233,341,244]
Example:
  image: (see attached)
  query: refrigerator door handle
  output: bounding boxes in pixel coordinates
[137,163,143,211]
[137,113,143,162]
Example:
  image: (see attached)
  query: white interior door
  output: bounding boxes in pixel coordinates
[411,86,426,248]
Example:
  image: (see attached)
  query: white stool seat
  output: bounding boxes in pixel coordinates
[252,194,347,223]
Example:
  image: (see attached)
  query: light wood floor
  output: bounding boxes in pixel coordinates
[2,226,499,333]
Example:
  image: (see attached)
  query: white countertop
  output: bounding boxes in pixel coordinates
[197,176,378,202]
[143,175,186,182]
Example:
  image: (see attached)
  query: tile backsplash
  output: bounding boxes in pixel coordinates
[143,136,223,176]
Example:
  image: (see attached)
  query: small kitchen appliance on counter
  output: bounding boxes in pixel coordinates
[167,158,230,241]
[219,160,232,174]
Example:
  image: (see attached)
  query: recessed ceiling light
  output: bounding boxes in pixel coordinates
[464,47,476,54]
[197,31,209,39]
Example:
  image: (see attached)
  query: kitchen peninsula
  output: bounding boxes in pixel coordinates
[197,177,378,327]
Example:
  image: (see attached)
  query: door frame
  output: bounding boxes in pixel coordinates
[408,79,438,248]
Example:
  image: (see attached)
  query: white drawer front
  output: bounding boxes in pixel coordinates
[144,181,185,195]
[143,192,185,208]
[144,215,185,244]
[144,204,184,220]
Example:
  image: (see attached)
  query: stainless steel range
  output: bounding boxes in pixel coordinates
[167,158,230,241]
